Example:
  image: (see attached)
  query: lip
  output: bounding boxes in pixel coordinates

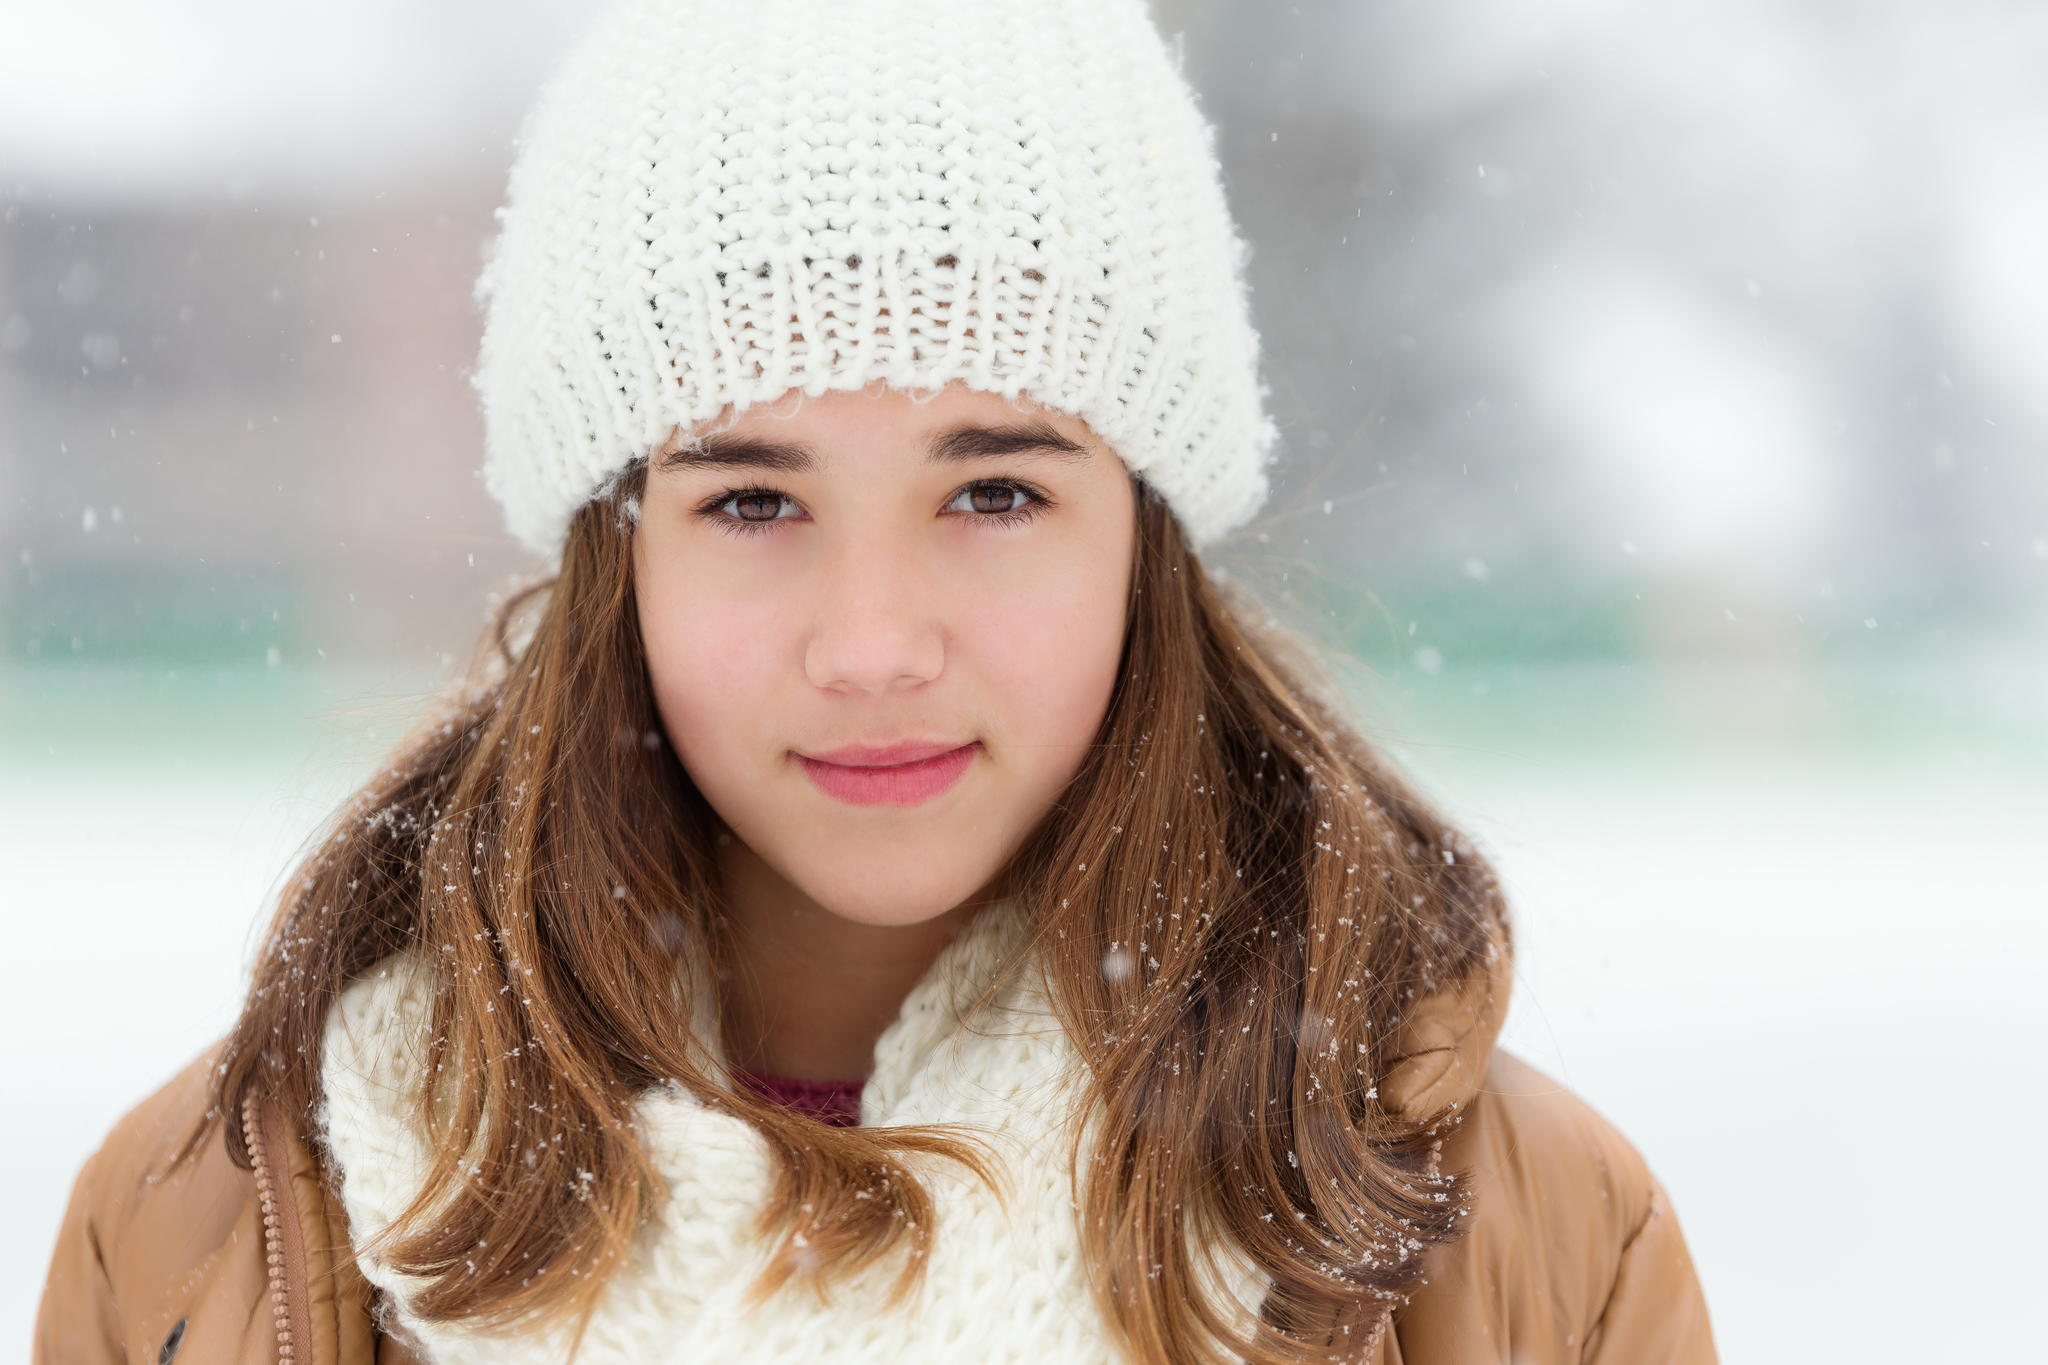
[803,739,974,767]
[794,740,980,807]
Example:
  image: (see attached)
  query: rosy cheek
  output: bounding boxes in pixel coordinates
[991,595,1115,713]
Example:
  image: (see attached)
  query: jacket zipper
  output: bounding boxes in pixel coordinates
[243,1090,312,1361]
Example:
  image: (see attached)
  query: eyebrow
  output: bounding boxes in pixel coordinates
[655,418,1092,475]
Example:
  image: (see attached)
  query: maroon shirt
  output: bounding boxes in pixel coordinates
[734,1068,865,1126]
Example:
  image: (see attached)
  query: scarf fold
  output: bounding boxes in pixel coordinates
[317,898,1274,1363]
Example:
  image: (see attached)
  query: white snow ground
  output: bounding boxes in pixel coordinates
[5,664,2042,1360]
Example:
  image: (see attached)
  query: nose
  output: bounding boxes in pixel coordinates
[801,539,947,695]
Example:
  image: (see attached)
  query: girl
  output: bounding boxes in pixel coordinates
[35,1,1718,1362]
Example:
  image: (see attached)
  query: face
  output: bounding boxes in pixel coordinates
[632,379,1137,929]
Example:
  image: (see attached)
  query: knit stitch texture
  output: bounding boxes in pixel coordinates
[472,0,1280,561]
[317,897,1273,1362]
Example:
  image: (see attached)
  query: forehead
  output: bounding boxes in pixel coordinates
[657,383,1104,477]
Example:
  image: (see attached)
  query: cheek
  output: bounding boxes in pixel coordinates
[976,574,1128,769]
[636,573,784,776]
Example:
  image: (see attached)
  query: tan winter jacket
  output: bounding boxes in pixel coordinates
[33,930,1719,1364]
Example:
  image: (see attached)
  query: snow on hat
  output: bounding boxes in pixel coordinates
[471,0,1279,561]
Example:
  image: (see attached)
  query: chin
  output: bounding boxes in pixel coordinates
[822,900,965,929]
[808,885,974,928]
[787,861,995,928]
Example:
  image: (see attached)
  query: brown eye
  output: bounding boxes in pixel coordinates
[969,484,1022,515]
[945,480,1047,525]
[695,479,1052,540]
[692,487,798,538]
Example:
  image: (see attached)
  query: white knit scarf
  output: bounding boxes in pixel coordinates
[317,898,1273,1362]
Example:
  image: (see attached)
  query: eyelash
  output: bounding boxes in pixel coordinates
[691,479,1056,538]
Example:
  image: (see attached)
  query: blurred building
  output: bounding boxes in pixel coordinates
[3,0,2043,689]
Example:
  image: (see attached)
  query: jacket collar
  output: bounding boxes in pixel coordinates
[1377,913,1515,1126]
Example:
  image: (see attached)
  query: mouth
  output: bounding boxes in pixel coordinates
[793,740,981,808]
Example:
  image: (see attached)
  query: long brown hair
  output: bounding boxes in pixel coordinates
[198,455,1511,1364]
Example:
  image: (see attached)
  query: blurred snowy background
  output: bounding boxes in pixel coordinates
[4,0,2044,1358]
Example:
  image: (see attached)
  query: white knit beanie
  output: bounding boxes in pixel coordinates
[471,0,1280,562]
